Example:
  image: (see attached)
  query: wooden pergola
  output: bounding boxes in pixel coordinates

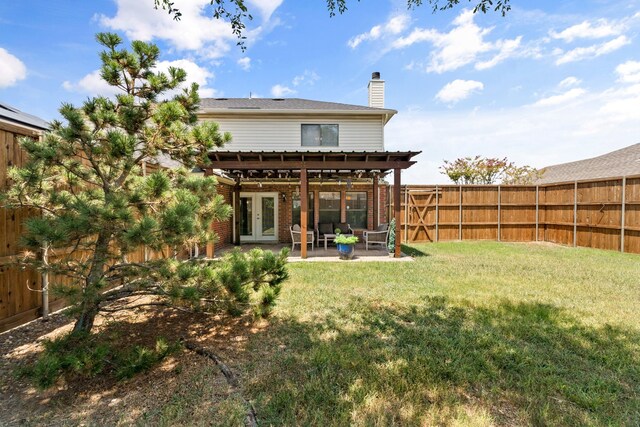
[205,150,420,258]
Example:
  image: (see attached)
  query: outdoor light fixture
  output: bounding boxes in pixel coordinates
[347,178,352,189]
[295,186,300,196]
[281,193,286,202]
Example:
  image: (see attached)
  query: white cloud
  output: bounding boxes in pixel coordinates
[391,9,523,73]
[475,36,522,70]
[386,82,640,184]
[99,0,232,57]
[555,35,630,65]
[348,14,409,49]
[63,59,218,98]
[156,59,218,97]
[435,79,484,104]
[558,76,581,88]
[0,47,27,88]
[246,0,283,21]
[533,87,586,107]
[62,70,119,96]
[292,70,319,86]
[549,19,622,42]
[271,84,296,97]
[237,57,252,71]
[616,60,640,83]
[270,70,319,97]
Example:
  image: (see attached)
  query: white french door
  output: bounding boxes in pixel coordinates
[237,192,278,242]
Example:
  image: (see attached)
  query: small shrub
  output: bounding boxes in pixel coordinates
[116,338,180,380]
[16,332,180,389]
[334,235,358,245]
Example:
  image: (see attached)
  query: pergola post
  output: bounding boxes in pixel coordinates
[372,174,379,228]
[394,168,402,258]
[300,168,308,259]
[234,179,241,246]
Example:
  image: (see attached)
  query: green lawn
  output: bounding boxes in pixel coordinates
[5,241,639,426]
[240,242,640,426]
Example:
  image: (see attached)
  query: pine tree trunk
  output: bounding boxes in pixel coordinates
[73,233,110,334]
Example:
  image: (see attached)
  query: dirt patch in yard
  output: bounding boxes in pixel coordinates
[0,301,267,426]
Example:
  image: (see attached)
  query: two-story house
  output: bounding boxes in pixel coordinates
[198,73,419,258]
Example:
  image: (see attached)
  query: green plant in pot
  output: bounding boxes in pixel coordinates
[335,233,358,260]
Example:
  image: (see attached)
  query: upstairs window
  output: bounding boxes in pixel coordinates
[301,124,339,147]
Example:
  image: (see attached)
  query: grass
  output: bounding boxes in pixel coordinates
[240,242,640,426]
[4,241,639,425]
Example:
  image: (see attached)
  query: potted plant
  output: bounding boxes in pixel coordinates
[334,233,358,260]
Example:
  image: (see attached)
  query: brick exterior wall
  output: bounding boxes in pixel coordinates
[214,180,389,244]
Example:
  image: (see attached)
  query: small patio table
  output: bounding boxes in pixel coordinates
[323,233,337,250]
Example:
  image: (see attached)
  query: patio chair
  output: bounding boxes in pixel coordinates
[316,222,354,250]
[290,224,314,252]
[363,223,389,250]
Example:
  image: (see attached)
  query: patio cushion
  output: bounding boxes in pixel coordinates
[318,223,333,235]
[292,224,301,232]
[335,223,350,234]
[377,223,388,232]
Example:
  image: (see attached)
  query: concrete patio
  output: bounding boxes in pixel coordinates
[217,243,414,262]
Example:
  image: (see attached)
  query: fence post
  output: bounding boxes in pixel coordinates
[497,185,501,242]
[435,185,439,242]
[573,180,578,247]
[459,185,463,241]
[621,176,626,253]
[535,185,539,242]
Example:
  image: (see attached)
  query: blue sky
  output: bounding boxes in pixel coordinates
[1,0,639,183]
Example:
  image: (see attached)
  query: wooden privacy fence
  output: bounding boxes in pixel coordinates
[393,177,640,254]
[0,125,188,332]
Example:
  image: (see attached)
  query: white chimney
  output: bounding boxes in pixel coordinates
[368,71,385,108]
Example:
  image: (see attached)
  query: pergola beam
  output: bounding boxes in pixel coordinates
[208,160,416,171]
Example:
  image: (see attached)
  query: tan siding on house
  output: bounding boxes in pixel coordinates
[203,115,384,151]
[368,81,385,108]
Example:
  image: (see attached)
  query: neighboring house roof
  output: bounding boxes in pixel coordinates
[198,97,397,123]
[0,102,49,131]
[537,143,640,184]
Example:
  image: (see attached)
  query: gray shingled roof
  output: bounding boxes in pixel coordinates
[536,143,640,184]
[0,102,49,130]
[198,97,396,114]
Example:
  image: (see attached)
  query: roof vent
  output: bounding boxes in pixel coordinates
[371,71,381,80]
[272,98,285,101]
[215,98,229,100]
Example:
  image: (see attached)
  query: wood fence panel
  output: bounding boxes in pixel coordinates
[394,177,640,254]
[500,186,537,241]
[405,187,437,242]
[0,127,44,332]
[573,179,621,250]
[437,185,461,241]
[541,183,574,246]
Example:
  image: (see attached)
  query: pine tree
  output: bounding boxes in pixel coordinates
[1,33,288,334]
